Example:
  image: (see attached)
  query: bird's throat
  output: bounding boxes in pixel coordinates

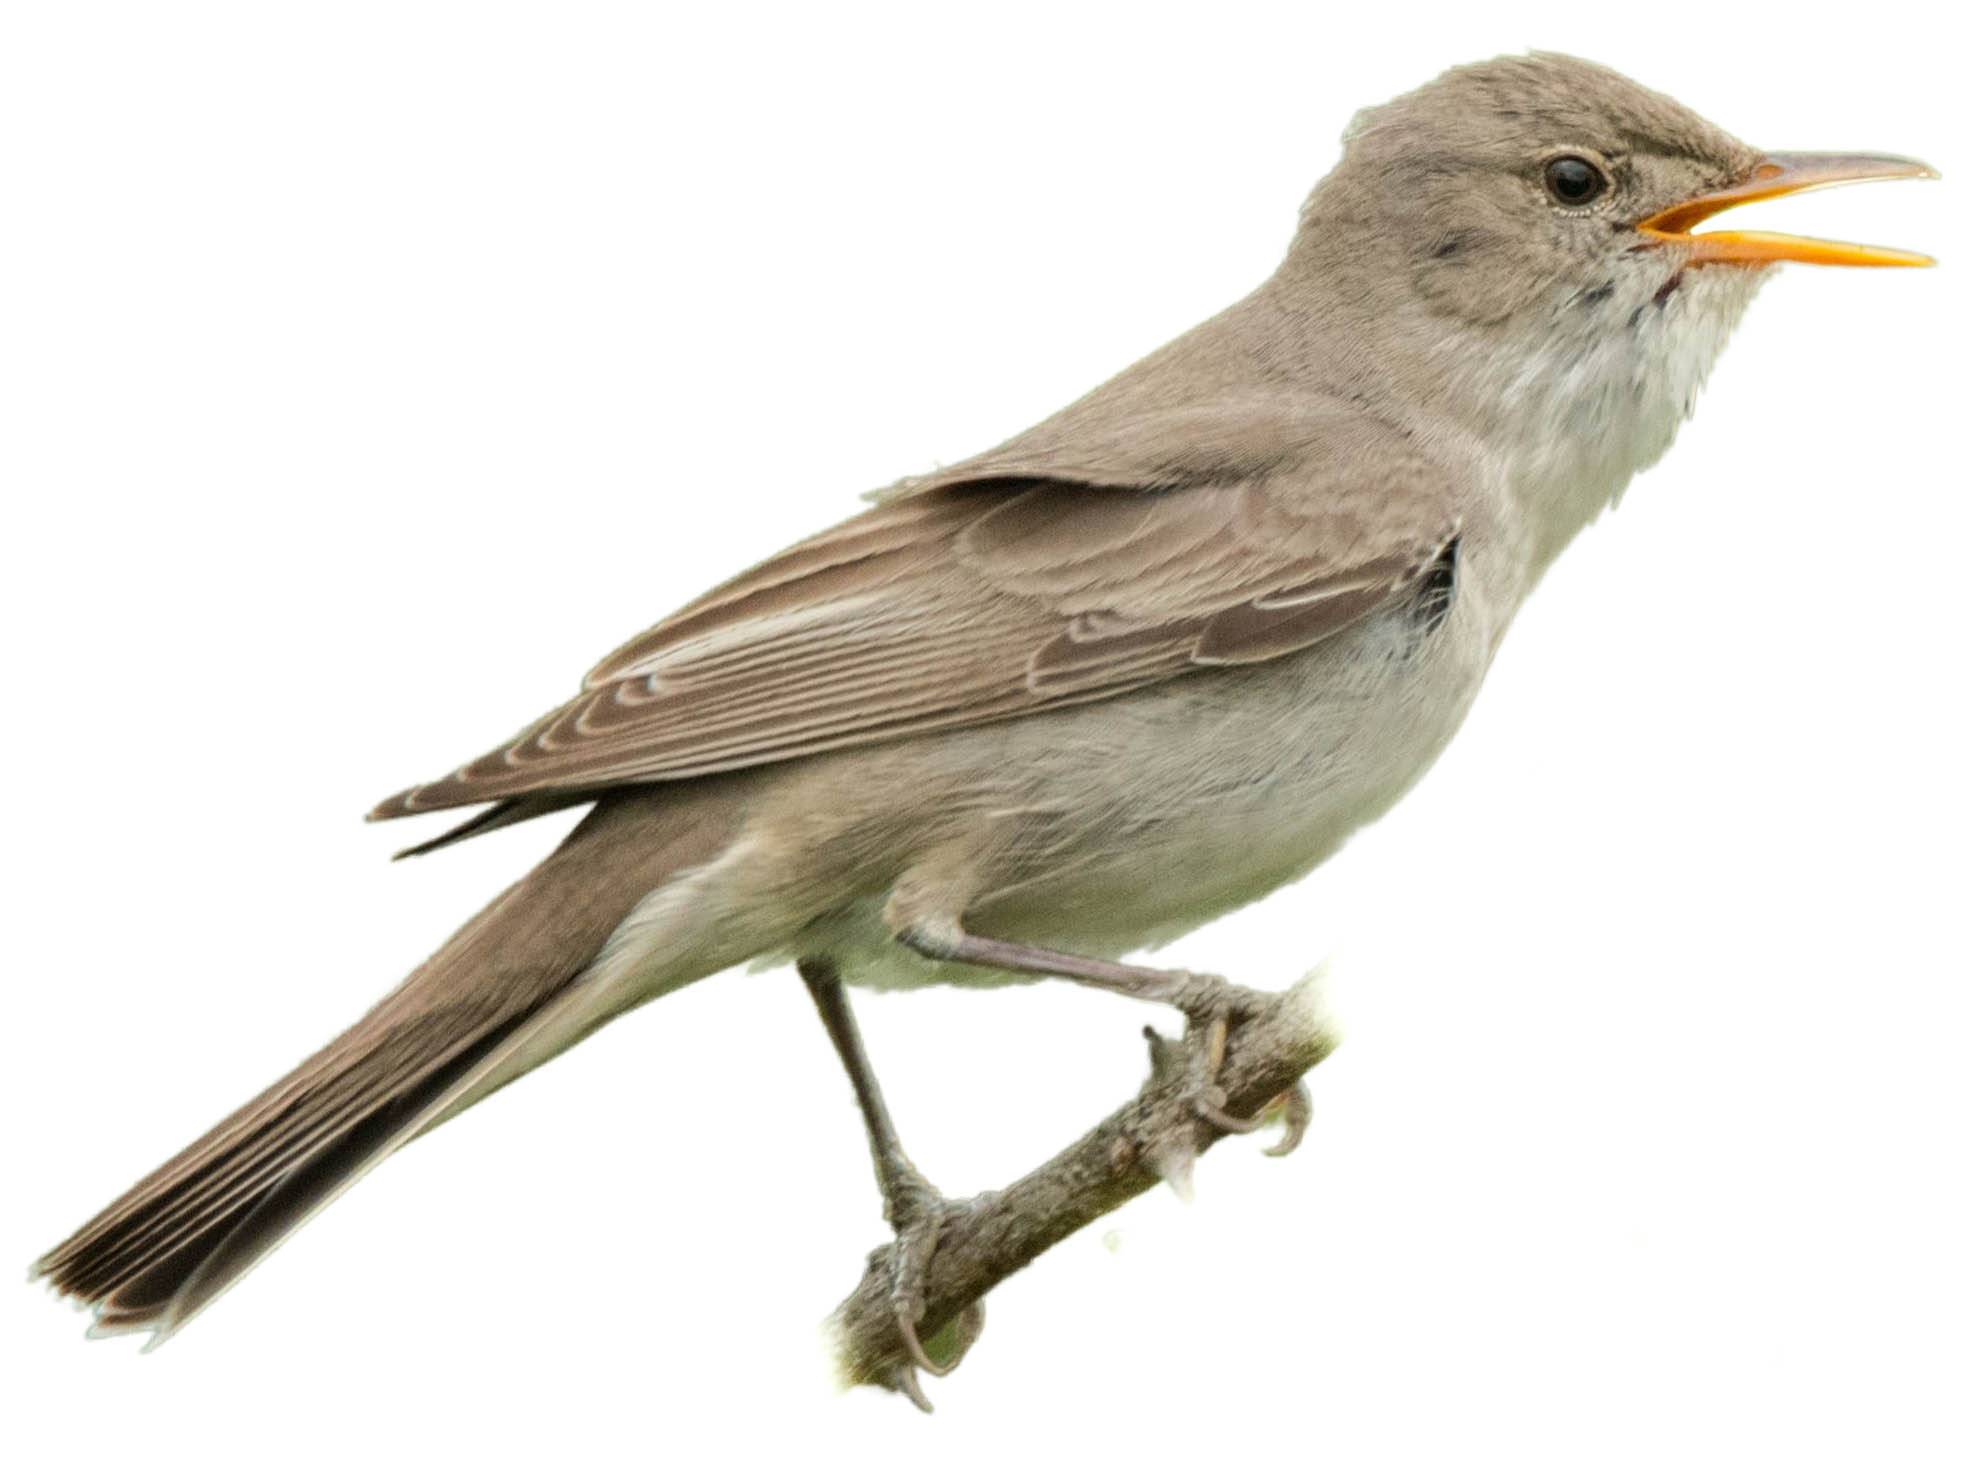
[1478,263,1775,573]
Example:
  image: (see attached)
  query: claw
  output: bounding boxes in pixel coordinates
[1148,1137,1197,1202]
[894,1363,934,1413]
[887,1199,951,1375]
[879,1187,987,1388]
[1146,983,1313,1154]
[1264,1079,1314,1158]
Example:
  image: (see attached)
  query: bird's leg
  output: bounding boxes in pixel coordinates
[895,922,1310,1154]
[796,957,985,1407]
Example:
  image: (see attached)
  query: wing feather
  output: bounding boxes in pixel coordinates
[372,409,1458,821]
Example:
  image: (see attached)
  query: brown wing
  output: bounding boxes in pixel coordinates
[371,419,1458,820]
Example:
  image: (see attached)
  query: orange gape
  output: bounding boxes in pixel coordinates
[1637,151,1936,266]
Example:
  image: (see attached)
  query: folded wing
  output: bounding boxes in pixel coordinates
[371,403,1458,821]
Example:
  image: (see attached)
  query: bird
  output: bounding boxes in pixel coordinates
[33,52,1934,1399]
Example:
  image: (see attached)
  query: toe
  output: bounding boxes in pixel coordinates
[885,1196,987,1378]
[896,1308,959,1376]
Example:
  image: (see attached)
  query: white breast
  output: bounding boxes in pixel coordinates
[1466,264,1775,578]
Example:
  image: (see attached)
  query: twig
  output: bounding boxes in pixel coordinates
[825,966,1343,1400]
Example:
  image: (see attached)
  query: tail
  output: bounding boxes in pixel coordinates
[32,784,741,1345]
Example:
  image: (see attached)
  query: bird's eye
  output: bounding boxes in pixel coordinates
[1544,155,1608,207]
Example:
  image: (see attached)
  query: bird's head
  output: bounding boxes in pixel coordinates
[1313,51,1934,329]
[1284,53,1934,537]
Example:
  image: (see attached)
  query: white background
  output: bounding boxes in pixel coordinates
[2,3,1968,1477]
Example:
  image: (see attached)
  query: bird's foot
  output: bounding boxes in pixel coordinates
[1140,973,1314,1194]
[873,1160,987,1412]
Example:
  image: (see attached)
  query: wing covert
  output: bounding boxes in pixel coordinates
[371,402,1459,821]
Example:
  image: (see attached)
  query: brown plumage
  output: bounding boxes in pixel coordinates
[33,53,1931,1364]
[35,787,742,1341]
[370,397,1455,820]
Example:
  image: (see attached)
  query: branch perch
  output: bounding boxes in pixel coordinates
[826,967,1343,1401]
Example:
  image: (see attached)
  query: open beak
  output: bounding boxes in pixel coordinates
[1637,152,1937,267]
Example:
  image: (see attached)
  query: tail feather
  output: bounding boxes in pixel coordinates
[94,1005,539,1341]
[44,998,527,1338]
[34,784,739,1344]
[390,795,584,860]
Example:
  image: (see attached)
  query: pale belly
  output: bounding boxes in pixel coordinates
[774,562,1501,990]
